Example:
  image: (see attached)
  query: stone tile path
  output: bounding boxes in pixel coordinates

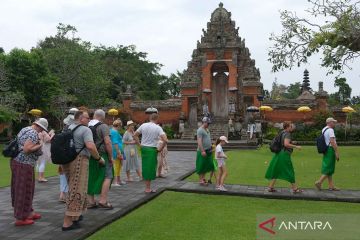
[1,151,359,240]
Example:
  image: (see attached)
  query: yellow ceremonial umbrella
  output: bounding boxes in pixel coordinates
[259,105,273,120]
[297,106,311,121]
[108,108,119,121]
[342,106,356,141]
[108,108,119,116]
[297,106,311,112]
[342,106,355,113]
[28,109,42,117]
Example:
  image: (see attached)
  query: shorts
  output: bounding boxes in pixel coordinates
[217,159,225,168]
[105,160,114,179]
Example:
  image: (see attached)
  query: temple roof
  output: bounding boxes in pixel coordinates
[211,2,231,21]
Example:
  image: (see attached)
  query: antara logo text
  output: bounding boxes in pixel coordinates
[259,217,333,235]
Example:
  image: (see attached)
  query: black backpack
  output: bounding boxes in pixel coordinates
[269,131,285,153]
[2,138,20,158]
[89,122,104,149]
[316,128,330,154]
[51,125,85,164]
[2,129,32,158]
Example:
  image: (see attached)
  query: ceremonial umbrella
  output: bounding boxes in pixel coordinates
[28,109,42,117]
[342,106,356,141]
[297,106,311,121]
[246,106,259,112]
[108,108,119,121]
[259,106,273,120]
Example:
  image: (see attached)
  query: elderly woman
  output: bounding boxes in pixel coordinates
[11,118,48,226]
[110,119,125,186]
[265,121,302,193]
[123,120,142,181]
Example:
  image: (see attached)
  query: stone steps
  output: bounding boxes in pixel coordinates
[167,140,258,151]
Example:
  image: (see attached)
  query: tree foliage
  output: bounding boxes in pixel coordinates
[269,0,360,73]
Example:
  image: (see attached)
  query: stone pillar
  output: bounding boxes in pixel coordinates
[227,62,238,91]
[202,63,212,92]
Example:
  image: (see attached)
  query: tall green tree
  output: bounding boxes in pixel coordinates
[4,48,59,112]
[334,77,352,104]
[38,23,110,107]
[269,0,360,73]
[93,44,167,101]
[282,82,302,99]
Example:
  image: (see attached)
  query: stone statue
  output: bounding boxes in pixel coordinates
[178,120,185,138]
[202,100,209,117]
[228,118,235,137]
[228,97,236,113]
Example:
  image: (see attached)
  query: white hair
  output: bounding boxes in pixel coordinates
[94,109,106,119]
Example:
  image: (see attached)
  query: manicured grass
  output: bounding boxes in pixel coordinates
[0,145,59,187]
[87,191,360,240]
[188,146,360,189]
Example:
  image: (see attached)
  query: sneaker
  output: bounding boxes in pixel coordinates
[215,185,221,190]
[120,180,127,185]
[112,183,121,187]
[219,186,228,192]
[15,219,34,226]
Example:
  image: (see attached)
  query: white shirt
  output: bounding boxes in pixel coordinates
[136,122,165,147]
[322,126,336,146]
[215,144,225,161]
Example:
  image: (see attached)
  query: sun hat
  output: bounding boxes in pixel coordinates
[326,117,337,124]
[63,108,79,125]
[126,120,135,126]
[219,136,229,143]
[34,118,48,132]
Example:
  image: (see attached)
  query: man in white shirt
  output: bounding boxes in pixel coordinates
[315,117,340,191]
[134,113,168,193]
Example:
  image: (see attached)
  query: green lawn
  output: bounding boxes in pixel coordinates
[188,146,360,190]
[87,191,360,240]
[0,145,59,187]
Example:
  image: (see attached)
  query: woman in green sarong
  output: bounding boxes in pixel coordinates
[265,121,302,193]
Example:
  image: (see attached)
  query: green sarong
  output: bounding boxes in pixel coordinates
[196,150,215,174]
[321,146,336,176]
[265,150,295,184]
[141,146,158,181]
[88,153,112,195]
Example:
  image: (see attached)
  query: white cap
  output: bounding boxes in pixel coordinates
[219,136,229,143]
[326,117,337,124]
[34,118,48,131]
[126,120,135,126]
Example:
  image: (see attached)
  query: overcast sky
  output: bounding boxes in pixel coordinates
[1,0,359,96]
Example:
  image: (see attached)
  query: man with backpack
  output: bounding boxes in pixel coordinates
[87,109,114,209]
[315,117,340,191]
[62,110,105,231]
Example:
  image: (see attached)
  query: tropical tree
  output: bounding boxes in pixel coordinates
[269,0,360,73]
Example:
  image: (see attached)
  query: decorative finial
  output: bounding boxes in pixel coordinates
[219,2,223,8]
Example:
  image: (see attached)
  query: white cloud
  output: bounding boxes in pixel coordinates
[0,0,359,95]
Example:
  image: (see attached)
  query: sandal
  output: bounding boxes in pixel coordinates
[145,189,157,194]
[329,187,340,191]
[314,181,322,191]
[267,187,277,192]
[98,202,113,210]
[199,179,208,186]
[292,188,303,194]
[87,202,98,209]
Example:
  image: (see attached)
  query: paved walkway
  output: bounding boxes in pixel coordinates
[1,151,360,240]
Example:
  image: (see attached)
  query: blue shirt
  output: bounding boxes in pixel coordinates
[110,128,123,159]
